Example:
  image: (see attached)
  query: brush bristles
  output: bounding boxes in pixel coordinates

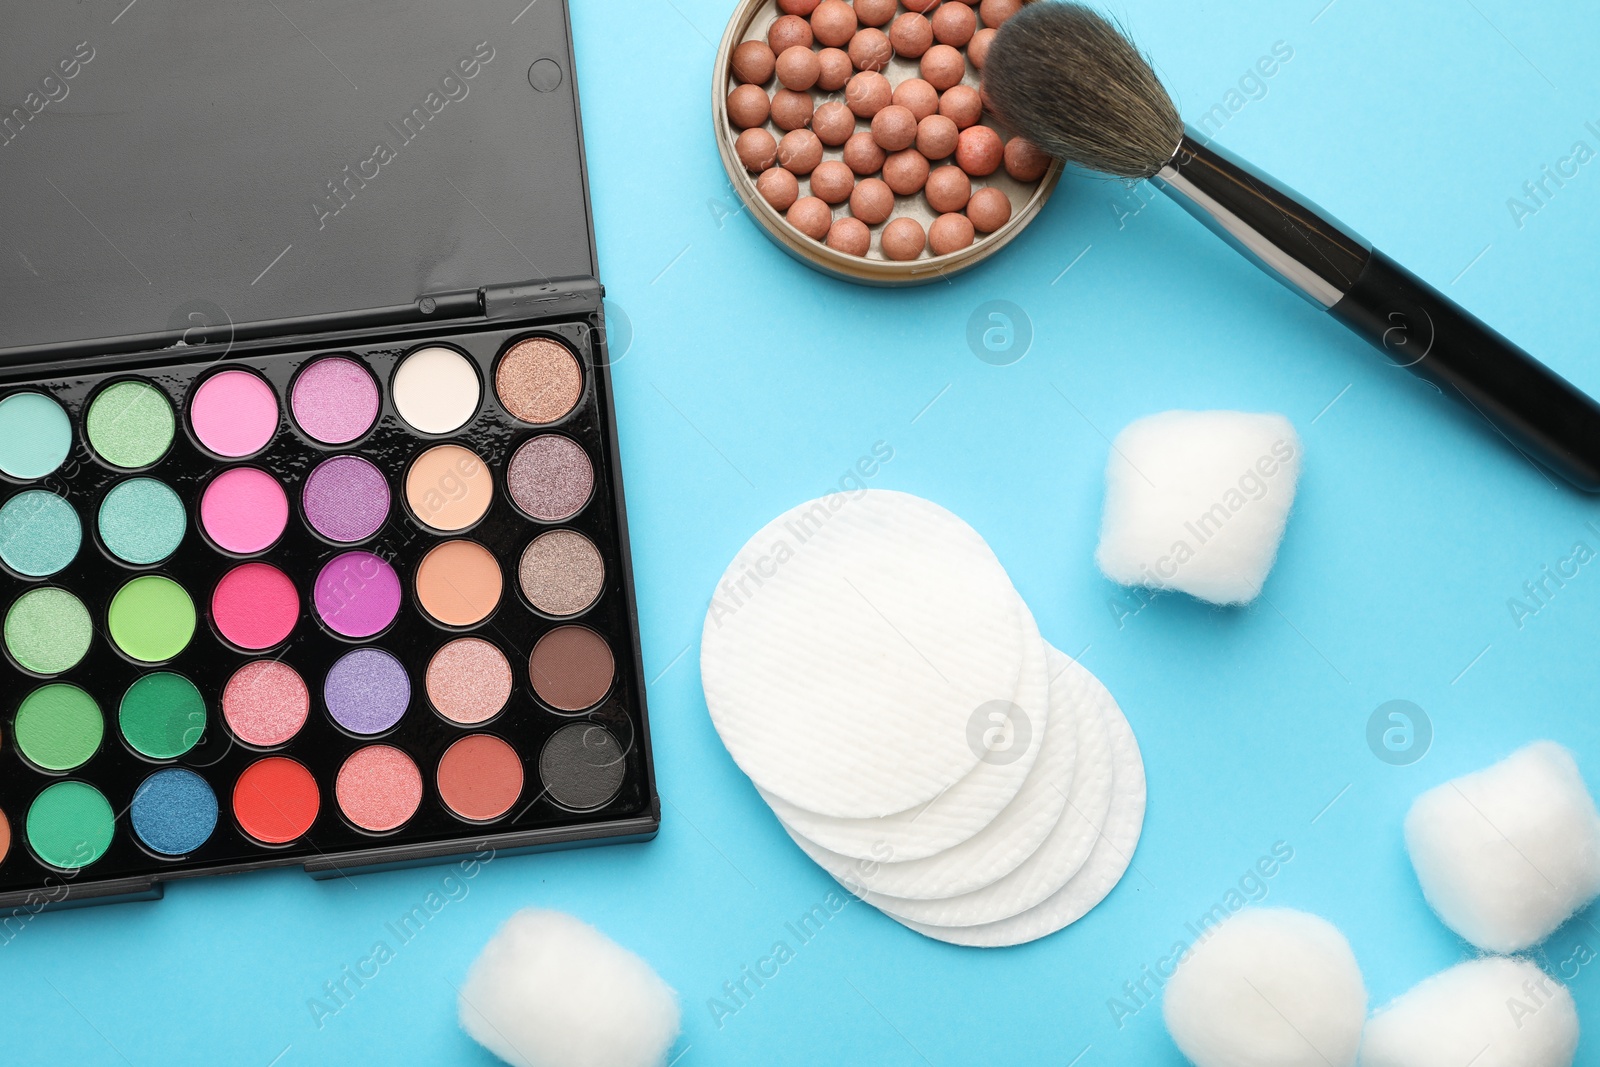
[983,3,1183,180]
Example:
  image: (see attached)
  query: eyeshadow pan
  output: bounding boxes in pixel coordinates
[201,467,289,554]
[291,357,380,445]
[426,638,513,724]
[222,660,309,747]
[539,723,626,811]
[313,550,401,638]
[507,435,593,522]
[14,684,103,771]
[212,563,299,650]
[5,587,92,675]
[119,672,206,759]
[436,734,523,821]
[0,490,81,577]
[415,540,503,627]
[190,370,279,457]
[0,392,71,480]
[324,648,410,735]
[496,337,584,424]
[27,781,114,869]
[303,455,390,543]
[393,346,480,434]
[99,478,186,565]
[233,757,319,845]
[336,745,422,832]
[405,444,493,532]
[0,809,10,867]
[131,769,217,856]
[108,575,196,663]
[529,626,615,712]
[86,380,175,469]
[519,530,604,616]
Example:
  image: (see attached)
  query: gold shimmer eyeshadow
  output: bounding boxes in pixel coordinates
[496,338,584,424]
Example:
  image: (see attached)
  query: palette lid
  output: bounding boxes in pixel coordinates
[0,1,598,361]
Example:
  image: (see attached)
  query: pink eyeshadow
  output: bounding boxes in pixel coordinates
[213,562,299,649]
[336,745,422,832]
[223,660,309,746]
[201,468,288,554]
[191,370,279,457]
[292,357,380,445]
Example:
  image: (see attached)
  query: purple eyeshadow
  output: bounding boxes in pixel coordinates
[304,455,390,543]
[313,551,401,638]
[291,357,379,445]
[323,648,410,735]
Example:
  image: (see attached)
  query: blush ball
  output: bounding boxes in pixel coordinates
[955,124,1003,175]
[775,45,820,91]
[458,909,681,1067]
[916,114,959,159]
[853,0,897,27]
[882,148,930,195]
[871,104,918,152]
[848,28,892,71]
[735,128,778,172]
[979,0,1022,28]
[920,44,966,91]
[939,85,983,129]
[925,166,972,213]
[929,213,976,255]
[1004,136,1052,182]
[889,13,933,58]
[810,0,857,47]
[778,0,820,12]
[901,0,939,11]
[770,89,815,131]
[842,131,887,175]
[786,196,833,239]
[881,217,926,260]
[845,70,891,118]
[968,27,996,69]
[767,14,813,52]
[816,47,853,90]
[809,160,856,204]
[965,186,1011,232]
[891,78,940,121]
[812,101,856,145]
[778,130,824,175]
[732,41,776,84]
[826,216,872,256]
[849,178,895,225]
[726,85,770,129]
[932,2,977,46]
[756,168,800,211]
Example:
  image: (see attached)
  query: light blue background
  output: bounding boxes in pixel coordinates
[10,0,1600,1063]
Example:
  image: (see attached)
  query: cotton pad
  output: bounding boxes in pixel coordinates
[889,661,1139,941]
[1095,410,1302,605]
[762,597,1052,861]
[783,638,1079,899]
[702,490,1028,817]
[870,646,1120,927]
[1405,741,1600,953]
[1161,909,1365,1067]
[458,909,680,1067]
[1360,957,1577,1067]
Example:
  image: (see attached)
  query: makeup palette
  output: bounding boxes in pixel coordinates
[1,1,656,911]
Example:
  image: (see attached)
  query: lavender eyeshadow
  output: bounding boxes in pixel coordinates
[324,648,410,735]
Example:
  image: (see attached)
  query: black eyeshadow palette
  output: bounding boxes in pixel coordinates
[0,1,658,911]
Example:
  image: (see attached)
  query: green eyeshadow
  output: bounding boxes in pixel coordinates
[0,490,81,577]
[4,587,91,675]
[15,684,103,771]
[0,392,72,480]
[26,781,114,869]
[86,381,174,469]
[108,576,195,663]
[119,673,205,759]
[99,478,186,565]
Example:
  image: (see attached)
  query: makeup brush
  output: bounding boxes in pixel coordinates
[983,2,1600,492]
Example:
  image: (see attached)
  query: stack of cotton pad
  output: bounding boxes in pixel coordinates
[702,490,1145,947]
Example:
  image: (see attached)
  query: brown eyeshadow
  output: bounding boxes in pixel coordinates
[436,734,523,821]
[528,626,614,712]
[496,338,583,425]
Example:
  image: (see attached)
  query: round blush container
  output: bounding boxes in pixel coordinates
[303,455,390,543]
[313,551,401,638]
[323,647,410,735]
[200,468,289,555]
[291,356,380,444]
[336,746,423,832]
[223,660,310,747]
[189,370,279,457]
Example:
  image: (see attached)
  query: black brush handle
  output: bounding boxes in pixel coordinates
[1329,250,1600,491]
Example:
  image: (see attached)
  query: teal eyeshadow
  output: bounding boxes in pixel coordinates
[0,393,72,480]
[0,491,81,577]
[99,479,186,565]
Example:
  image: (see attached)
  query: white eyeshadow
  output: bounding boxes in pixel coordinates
[392,346,481,434]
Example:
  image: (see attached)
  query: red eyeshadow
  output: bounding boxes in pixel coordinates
[233,757,319,844]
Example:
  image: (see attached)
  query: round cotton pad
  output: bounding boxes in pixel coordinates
[763,594,1053,861]
[889,661,1142,942]
[1160,909,1366,1067]
[701,490,1027,817]
[864,652,1126,927]
[782,631,1074,899]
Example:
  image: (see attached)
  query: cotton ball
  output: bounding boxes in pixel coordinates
[1163,908,1365,1067]
[1361,957,1578,1067]
[1405,741,1600,953]
[458,909,680,1067]
[1095,410,1302,605]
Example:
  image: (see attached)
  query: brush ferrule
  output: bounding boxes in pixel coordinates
[1152,129,1370,308]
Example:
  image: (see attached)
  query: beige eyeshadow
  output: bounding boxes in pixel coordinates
[519,530,604,616]
[406,444,493,532]
[496,338,583,424]
[415,540,503,626]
